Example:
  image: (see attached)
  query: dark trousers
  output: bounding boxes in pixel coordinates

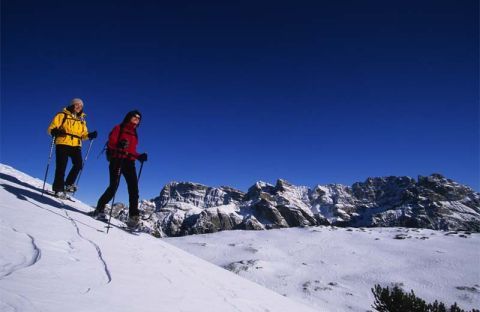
[53,145,83,192]
[96,158,139,217]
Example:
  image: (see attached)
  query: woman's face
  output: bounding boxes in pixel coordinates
[130,114,141,125]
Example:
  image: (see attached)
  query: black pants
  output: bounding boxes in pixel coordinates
[96,158,139,217]
[53,145,83,192]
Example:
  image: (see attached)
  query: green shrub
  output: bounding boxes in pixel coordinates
[371,284,479,312]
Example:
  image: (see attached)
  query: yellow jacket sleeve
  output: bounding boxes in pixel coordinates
[81,122,89,140]
[47,113,65,136]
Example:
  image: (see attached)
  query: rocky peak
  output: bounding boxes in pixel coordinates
[275,179,294,192]
[351,176,417,207]
[218,186,246,203]
[417,174,479,204]
[246,181,276,200]
[156,181,245,209]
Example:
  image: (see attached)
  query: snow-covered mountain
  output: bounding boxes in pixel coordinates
[0,164,318,312]
[138,175,480,237]
[1,164,478,312]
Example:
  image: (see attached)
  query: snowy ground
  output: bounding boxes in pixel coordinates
[2,163,479,312]
[0,164,317,312]
[167,221,480,311]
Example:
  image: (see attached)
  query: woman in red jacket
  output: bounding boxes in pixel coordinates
[92,110,147,227]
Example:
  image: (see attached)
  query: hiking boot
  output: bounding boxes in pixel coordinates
[126,215,140,228]
[88,209,107,221]
[96,212,107,221]
[65,185,77,193]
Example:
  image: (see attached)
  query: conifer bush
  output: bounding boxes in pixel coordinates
[371,284,479,312]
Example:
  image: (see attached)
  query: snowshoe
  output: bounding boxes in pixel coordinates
[46,190,75,202]
[65,185,78,193]
[55,191,68,199]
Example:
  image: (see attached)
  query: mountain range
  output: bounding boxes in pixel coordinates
[123,173,480,237]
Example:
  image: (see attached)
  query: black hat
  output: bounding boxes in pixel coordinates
[122,110,142,125]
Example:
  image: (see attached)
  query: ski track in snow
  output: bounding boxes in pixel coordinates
[62,207,112,284]
[29,186,114,286]
[0,227,42,280]
[9,188,113,286]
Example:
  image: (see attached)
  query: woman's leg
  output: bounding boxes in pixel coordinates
[52,145,68,192]
[65,146,83,187]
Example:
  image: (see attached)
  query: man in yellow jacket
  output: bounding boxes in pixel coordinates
[47,98,97,197]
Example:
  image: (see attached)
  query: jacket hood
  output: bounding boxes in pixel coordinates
[63,106,86,118]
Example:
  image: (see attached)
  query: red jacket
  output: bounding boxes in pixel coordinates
[108,122,140,160]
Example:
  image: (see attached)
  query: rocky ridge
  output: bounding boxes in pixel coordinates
[115,174,480,237]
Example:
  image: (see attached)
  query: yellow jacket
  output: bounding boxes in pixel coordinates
[47,108,89,147]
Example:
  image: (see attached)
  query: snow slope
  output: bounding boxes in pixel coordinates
[167,222,480,311]
[0,164,317,312]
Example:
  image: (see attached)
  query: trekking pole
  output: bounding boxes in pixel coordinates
[41,136,56,196]
[137,161,150,220]
[106,158,124,234]
[137,161,144,183]
[72,139,94,196]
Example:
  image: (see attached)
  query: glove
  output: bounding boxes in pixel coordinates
[87,131,98,139]
[137,153,148,162]
[117,139,129,149]
[51,128,66,137]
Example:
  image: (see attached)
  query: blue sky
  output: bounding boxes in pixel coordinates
[1,0,479,205]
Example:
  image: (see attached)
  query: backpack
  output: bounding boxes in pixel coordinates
[100,124,136,161]
[103,126,123,161]
[99,126,122,161]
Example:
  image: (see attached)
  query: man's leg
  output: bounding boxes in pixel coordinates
[123,160,139,217]
[96,159,121,213]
